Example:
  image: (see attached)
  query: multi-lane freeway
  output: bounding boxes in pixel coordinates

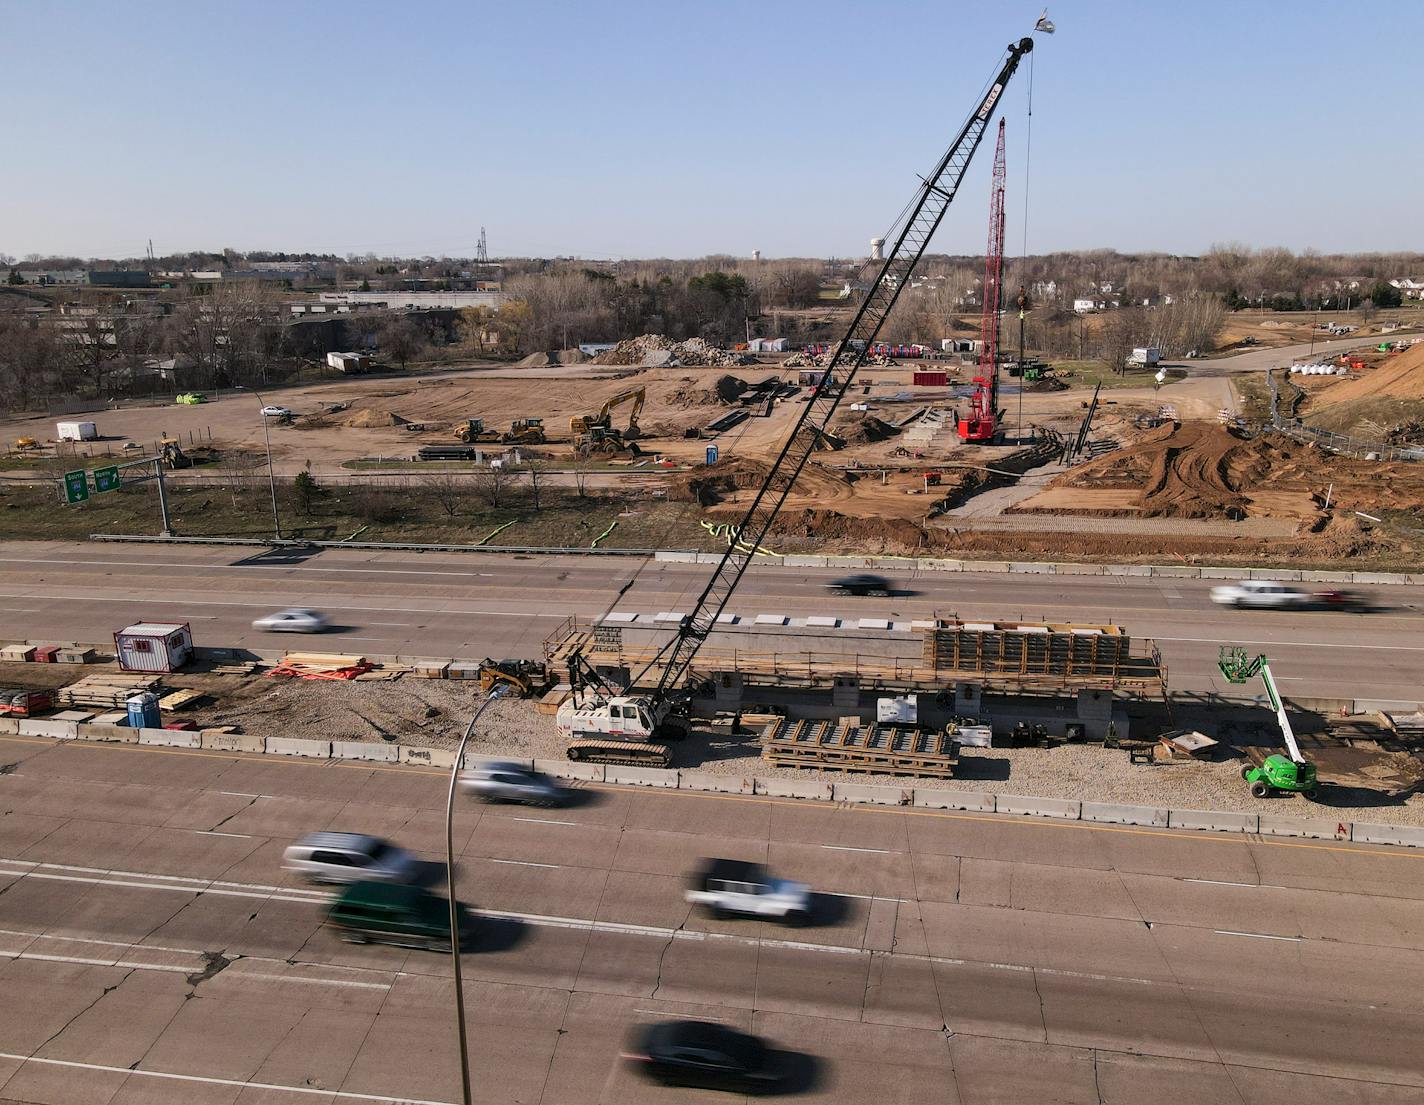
[2,541,1421,704]
[1,734,1422,1104]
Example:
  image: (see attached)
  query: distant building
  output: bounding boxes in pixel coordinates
[0,269,86,285]
[747,337,787,353]
[88,270,151,288]
[326,352,374,373]
[319,291,505,311]
[1073,297,1099,313]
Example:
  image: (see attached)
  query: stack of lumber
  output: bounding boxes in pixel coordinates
[268,652,374,681]
[56,673,162,708]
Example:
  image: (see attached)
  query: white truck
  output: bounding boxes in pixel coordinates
[685,859,812,923]
[56,421,98,441]
[1126,347,1162,369]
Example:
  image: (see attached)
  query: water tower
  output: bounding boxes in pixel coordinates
[870,238,885,261]
[751,249,761,261]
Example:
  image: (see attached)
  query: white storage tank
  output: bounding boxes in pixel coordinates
[57,421,97,441]
[114,622,194,673]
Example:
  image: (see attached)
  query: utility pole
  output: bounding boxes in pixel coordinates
[1016,285,1027,443]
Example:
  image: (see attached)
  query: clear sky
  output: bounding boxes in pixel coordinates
[2,0,1416,260]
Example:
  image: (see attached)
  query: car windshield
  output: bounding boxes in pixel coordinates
[363,841,390,861]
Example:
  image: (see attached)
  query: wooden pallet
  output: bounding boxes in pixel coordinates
[56,674,161,708]
[761,718,958,778]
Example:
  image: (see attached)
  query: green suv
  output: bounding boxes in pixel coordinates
[325,881,477,951]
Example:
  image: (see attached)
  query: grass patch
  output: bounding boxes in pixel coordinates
[1054,363,1188,390]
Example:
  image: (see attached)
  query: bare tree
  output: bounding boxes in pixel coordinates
[1098,308,1148,376]
[422,471,464,517]
[522,459,547,511]
[569,458,591,498]
[470,461,511,509]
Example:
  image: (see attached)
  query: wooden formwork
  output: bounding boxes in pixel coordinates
[761,717,959,778]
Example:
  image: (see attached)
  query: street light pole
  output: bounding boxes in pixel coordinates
[445,685,509,1105]
[240,387,283,540]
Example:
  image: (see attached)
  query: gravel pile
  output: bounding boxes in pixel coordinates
[592,335,754,368]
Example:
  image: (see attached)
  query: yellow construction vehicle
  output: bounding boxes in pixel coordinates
[13,437,40,452]
[569,386,645,439]
[502,418,546,444]
[453,418,499,444]
[574,426,643,459]
[478,658,550,699]
[159,437,191,468]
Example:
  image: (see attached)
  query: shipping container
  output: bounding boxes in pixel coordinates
[114,622,193,673]
[913,371,948,386]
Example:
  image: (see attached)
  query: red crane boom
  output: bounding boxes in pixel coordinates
[957,117,1008,444]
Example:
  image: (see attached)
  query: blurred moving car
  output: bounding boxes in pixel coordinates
[623,1021,784,1092]
[686,858,811,923]
[252,608,330,632]
[1312,588,1372,612]
[827,573,891,597]
[324,881,475,951]
[283,832,417,884]
[1209,581,1312,609]
[260,405,292,417]
[460,762,568,806]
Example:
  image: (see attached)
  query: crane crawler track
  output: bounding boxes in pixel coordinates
[566,739,672,768]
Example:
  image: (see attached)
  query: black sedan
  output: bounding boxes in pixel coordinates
[623,1020,784,1092]
[826,573,891,597]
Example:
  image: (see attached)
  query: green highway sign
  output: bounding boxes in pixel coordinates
[93,466,121,493]
[63,470,89,504]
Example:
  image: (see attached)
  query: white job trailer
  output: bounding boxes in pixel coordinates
[114,622,194,673]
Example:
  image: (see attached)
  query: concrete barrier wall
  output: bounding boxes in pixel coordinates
[1257,813,1350,840]
[467,754,533,771]
[1169,809,1259,833]
[1080,801,1169,828]
[332,741,398,763]
[605,766,678,788]
[1350,822,1424,848]
[754,777,834,801]
[912,788,996,812]
[19,719,79,739]
[400,746,458,769]
[0,717,19,735]
[201,731,264,754]
[74,723,136,743]
[996,794,1081,819]
[137,728,200,748]
[264,737,331,758]
[535,758,604,782]
[678,772,755,795]
[833,782,912,806]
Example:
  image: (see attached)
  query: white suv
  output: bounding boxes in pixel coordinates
[283,832,417,884]
[685,858,812,924]
[1209,581,1312,609]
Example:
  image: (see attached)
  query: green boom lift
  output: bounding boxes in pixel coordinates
[1217,647,1320,800]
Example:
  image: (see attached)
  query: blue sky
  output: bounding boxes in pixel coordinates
[2,0,1416,260]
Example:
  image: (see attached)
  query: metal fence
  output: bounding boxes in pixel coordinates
[1265,367,1424,462]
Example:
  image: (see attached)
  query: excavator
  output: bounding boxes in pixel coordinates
[570,386,646,456]
[556,27,1046,766]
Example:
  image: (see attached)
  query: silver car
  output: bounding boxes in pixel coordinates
[459,762,567,806]
[252,607,330,633]
[1209,581,1312,609]
[283,832,417,885]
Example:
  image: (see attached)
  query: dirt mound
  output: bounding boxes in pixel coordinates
[593,335,754,368]
[675,456,849,506]
[668,374,747,408]
[557,347,589,365]
[516,351,556,368]
[833,415,901,445]
[1312,342,1424,405]
[343,408,409,428]
[1016,419,1424,522]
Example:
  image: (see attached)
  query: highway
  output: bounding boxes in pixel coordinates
[1,735,1422,1103]
[2,541,1422,704]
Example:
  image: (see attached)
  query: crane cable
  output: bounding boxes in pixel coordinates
[1016,48,1036,442]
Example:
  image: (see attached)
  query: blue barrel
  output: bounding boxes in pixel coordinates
[126,692,160,729]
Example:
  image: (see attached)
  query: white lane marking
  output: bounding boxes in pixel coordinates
[1184,878,1288,890]
[365,621,410,627]
[1215,930,1302,942]
[192,830,253,839]
[490,858,562,870]
[0,928,197,955]
[822,844,893,855]
[510,817,580,827]
[0,1051,455,1104]
[0,952,192,973]
[1155,634,1424,653]
[241,971,390,991]
[218,790,266,798]
[0,591,570,619]
[0,869,324,904]
[0,859,327,904]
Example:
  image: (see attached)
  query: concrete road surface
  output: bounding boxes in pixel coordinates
[1,735,1423,1104]
[1,541,1421,705]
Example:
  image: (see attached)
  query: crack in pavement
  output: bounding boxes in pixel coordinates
[649,908,692,1000]
[30,967,135,1055]
[184,949,233,990]
[208,792,259,833]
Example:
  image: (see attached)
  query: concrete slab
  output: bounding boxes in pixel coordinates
[833,782,911,806]
[1349,822,1424,848]
[1168,808,1258,833]
[677,771,754,795]
[601,611,638,623]
[137,727,200,748]
[755,777,834,801]
[74,723,137,743]
[534,757,604,782]
[995,794,1081,819]
[913,788,996,812]
[331,740,398,762]
[1257,813,1350,841]
[805,616,839,627]
[200,730,263,753]
[399,745,458,768]
[857,618,891,630]
[755,613,789,625]
[263,736,331,758]
[1080,801,1169,828]
[605,765,677,788]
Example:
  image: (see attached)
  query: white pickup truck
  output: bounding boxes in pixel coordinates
[685,859,812,924]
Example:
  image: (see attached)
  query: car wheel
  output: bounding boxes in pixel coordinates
[1250,782,1270,799]
[1303,787,1320,801]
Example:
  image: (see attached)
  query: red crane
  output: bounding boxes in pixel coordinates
[957,117,1008,444]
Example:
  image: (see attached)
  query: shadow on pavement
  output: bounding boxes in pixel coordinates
[472,916,527,954]
[765,1050,825,1095]
[803,893,850,928]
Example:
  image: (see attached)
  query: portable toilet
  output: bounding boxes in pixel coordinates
[126,692,160,729]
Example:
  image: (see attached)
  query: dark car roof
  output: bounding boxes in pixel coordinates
[833,573,888,583]
[332,881,429,909]
[699,858,767,883]
[644,1021,766,1065]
